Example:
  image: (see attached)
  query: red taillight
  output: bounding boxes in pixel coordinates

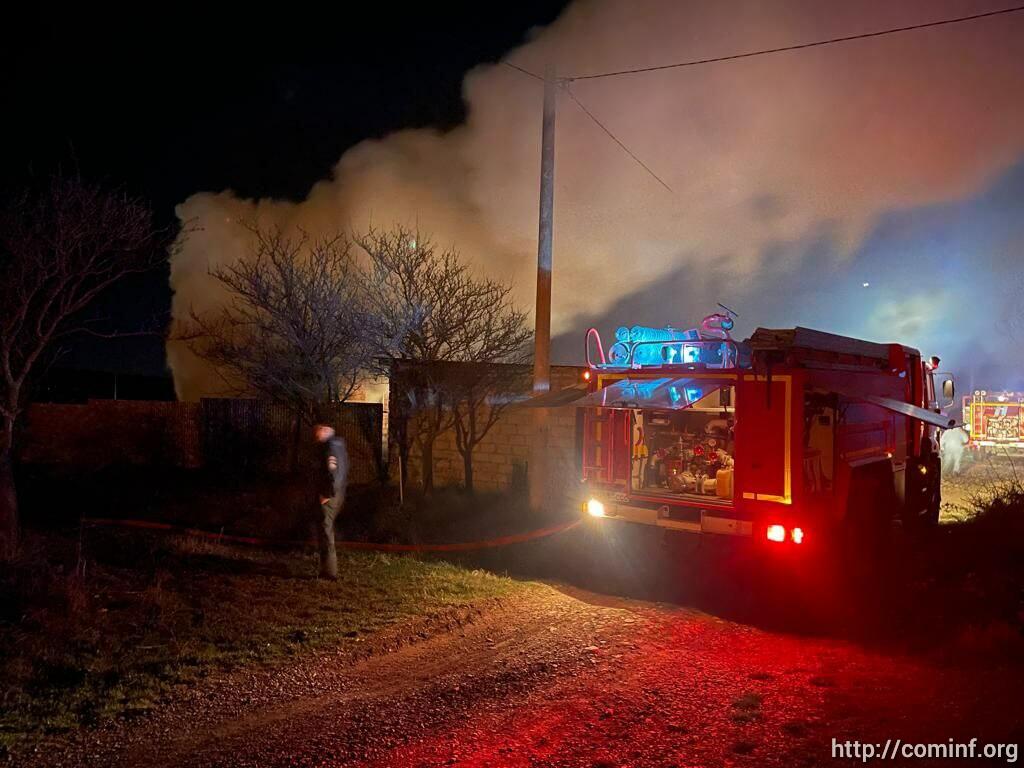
[583,370,592,381]
[791,527,804,544]
[766,524,786,543]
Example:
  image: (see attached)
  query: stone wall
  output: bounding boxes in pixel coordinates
[397,365,585,494]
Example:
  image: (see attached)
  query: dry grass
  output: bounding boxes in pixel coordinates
[0,528,523,750]
[892,477,1024,659]
[941,450,1023,520]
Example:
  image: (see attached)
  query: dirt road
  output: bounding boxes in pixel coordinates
[22,582,1021,768]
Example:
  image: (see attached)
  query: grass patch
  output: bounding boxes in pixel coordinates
[0,528,523,748]
[881,479,1024,657]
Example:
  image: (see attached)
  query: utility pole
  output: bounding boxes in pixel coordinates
[529,63,557,513]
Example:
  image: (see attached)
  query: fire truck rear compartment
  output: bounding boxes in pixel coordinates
[583,384,737,506]
[630,404,735,503]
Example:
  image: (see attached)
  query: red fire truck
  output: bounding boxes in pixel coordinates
[528,315,956,548]
[963,391,1024,451]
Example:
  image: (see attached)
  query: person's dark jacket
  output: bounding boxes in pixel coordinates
[315,436,349,501]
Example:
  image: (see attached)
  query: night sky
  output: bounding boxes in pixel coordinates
[4,4,569,376]
[6,2,1024,395]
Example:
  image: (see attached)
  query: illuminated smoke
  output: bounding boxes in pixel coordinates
[940,427,968,475]
[167,0,1024,400]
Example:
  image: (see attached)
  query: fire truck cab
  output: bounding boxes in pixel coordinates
[529,316,955,548]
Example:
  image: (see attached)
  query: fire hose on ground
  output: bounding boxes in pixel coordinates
[79,516,582,553]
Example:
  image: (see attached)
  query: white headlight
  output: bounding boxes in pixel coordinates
[586,498,606,517]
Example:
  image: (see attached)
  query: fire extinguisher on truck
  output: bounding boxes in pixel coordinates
[523,314,956,549]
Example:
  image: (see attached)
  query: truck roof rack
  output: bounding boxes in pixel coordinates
[585,314,748,371]
[584,319,918,373]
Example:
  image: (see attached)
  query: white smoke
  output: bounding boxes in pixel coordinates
[168,0,1024,400]
[941,427,969,475]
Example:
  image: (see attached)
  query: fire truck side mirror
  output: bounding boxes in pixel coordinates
[940,376,955,408]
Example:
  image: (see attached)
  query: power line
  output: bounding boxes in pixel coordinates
[565,84,674,194]
[568,4,1024,81]
[502,62,676,193]
[503,5,1024,193]
[502,61,543,81]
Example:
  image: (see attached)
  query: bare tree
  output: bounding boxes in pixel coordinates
[359,226,531,493]
[360,227,463,492]
[180,225,373,426]
[0,176,169,557]
[386,358,456,494]
[446,289,531,492]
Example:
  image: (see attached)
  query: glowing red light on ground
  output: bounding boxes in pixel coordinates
[766,524,786,543]
[791,527,804,544]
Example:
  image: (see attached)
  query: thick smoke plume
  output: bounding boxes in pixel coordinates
[168,0,1024,400]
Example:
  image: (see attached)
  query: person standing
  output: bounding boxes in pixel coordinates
[940,425,968,476]
[313,421,349,579]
